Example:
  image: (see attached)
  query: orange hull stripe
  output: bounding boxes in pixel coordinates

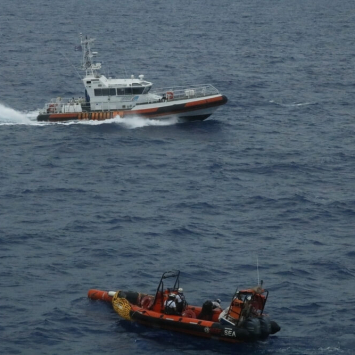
[131,107,159,114]
[185,95,224,108]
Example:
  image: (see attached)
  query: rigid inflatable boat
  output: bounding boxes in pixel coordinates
[88,270,280,343]
[37,35,227,123]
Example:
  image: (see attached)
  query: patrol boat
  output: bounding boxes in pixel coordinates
[37,35,228,122]
[88,270,280,343]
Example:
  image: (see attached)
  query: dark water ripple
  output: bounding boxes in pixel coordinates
[1,0,355,354]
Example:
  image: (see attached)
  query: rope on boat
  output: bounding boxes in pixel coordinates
[112,291,132,320]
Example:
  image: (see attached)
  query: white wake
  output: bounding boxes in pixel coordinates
[0,103,38,125]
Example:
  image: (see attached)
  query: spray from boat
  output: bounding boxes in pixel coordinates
[57,114,180,128]
[0,103,36,125]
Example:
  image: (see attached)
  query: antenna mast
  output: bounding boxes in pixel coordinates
[80,33,101,77]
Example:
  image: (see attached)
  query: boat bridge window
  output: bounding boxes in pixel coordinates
[94,88,117,96]
[131,87,145,94]
[116,87,145,95]
[94,87,147,96]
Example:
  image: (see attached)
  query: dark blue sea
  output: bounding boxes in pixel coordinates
[1,0,355,354]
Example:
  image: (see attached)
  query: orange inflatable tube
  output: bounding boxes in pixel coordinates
[88,289,114,302]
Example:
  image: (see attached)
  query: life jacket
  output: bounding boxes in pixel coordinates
[165,300,177,315]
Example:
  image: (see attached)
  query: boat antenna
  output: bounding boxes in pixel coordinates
[257,256,260,286]
[80,33,101,77]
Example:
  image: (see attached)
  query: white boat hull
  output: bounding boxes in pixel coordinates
[37,94,227,122]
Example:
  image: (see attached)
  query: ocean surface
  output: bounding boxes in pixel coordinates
[1,0,355,354]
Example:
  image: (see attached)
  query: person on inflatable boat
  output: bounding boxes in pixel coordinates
[175,288,187,313]
[212,299,222,309]
[164,293,179,315]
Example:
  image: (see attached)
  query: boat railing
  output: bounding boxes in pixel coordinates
[41,97,139,114]
[41,97,86,114]
[150,84,220,103]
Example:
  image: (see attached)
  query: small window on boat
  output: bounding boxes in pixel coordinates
[86,81,91,84]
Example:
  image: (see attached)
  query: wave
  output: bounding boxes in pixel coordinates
[0,103,179,128]
[269,100,316,107]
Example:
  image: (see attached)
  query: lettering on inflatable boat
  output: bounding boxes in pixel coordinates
[209,327,221,334]
[224,328,236,337]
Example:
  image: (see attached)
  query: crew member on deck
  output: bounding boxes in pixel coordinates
[175,288,187,313]
[164,294,178,315]
[212,299,222,309]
